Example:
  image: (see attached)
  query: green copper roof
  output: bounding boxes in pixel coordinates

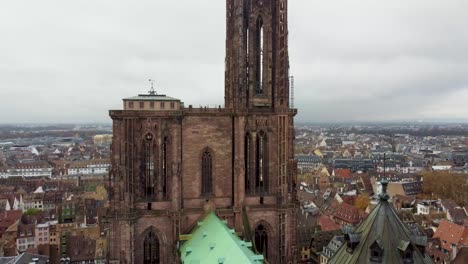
[180,212,264,264]
[330,200,433,264]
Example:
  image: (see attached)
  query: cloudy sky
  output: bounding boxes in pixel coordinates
[1,0,467,123]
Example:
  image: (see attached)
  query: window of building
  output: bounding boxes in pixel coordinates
[170,102,175,109]
[255,131,268,193]
[150,102,155,109]
[201,150,213,195]
[129,102,134,108]
[245,133,252,193]
[144,230,160,264]
[140,102,145,108]
[255,16,264,94]
[162,137,169,198]
[144,133,155,199]
[161,102,165,109]
[254,225,269,260]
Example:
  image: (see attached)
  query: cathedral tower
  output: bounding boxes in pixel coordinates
[225,0,290,110]
[108,1,297,263]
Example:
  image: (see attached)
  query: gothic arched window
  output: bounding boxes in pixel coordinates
[245,133,252,193]
[201,150,213,196]
[143,230,160,264]
[162,137,169,198]
[144,133,155,199]
[255,16,264,94]
[254,225,268,259]
[255,131,268,193]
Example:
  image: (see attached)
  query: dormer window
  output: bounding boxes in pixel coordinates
[397,240,414,263]
[345,233,361,253]
[370,240,383,263]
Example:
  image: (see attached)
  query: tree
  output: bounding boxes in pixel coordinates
[422,171,468,206]
[355,195,371,211]
[24,208,42,216]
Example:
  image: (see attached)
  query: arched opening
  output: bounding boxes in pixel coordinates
[254,225,269,260]
[245,133,251,193]
[255,16,264,94]
[143,230,160,264]
[162,137,169,199]
[143,133,156,200]
[255,131,268,193]
[201,150,213,195]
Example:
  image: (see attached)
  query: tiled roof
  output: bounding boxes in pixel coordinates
[334,169,352,179]
[449,208,467,225]
[319,215,341,232]
[0,210,22,234]
[433,220,468,252]
[332,203,365,225]
[67,235,96,262]
[441,199,459,211]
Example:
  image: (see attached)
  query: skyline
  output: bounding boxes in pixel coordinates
[1,0,468,123]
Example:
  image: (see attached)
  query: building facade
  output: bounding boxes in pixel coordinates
[108,0,298,263]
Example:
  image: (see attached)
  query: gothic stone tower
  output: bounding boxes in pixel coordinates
[108,0,297,263]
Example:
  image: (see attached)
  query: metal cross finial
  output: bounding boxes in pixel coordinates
[148,79,157,95]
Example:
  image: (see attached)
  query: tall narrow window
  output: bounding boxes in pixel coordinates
[255,17,264,94]
[255,131,268,193]
[162,137,168,198]
[254,225,268,260]
[245,133,251,192]
[201,151,213,195]
[144,133,155,199]
[143,230,160,264]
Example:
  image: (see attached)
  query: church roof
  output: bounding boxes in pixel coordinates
[179,212,263,264]
[330,184,434,264]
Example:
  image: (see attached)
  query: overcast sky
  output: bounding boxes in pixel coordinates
[1,0,467,123]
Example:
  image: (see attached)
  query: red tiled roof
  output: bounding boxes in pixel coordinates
[433,220,468,252]
[334,169,352,179]
[0,210,22,234]
[341,195,356,206]
[332,202,365,225]
[319,215,341,232]
[394,194,414,203]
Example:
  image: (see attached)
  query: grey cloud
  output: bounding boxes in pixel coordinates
[0,0,467,123]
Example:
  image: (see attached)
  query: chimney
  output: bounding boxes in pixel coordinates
[451,243,457,261]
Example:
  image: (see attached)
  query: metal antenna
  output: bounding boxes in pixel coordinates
[148,79,157,95]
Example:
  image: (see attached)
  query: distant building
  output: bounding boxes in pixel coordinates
[93,134,113,145]
[416,201,432,215]
[330,203,367,227]
[296,155,323,172]
[452,150,468,167]
[5,162,52,178]
[387,181,423,198]
[67,159,110,177]
[0,252,49,264]
[431,220,468,260]
[35,221,57,246]
[333,159,375,172]
[17,222,36,252]
[320,235,344,264]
